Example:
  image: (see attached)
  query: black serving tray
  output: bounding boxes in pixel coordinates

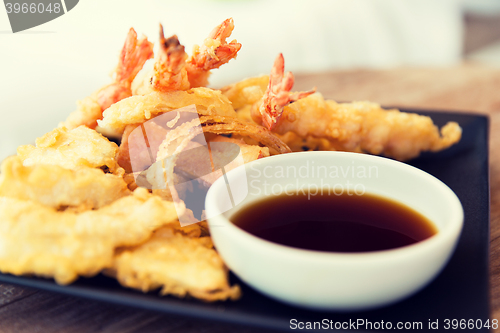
[0,110,490,332]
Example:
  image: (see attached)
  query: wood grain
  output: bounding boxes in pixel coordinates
[0,64,499,332]
[0,290,276,333]
[0,284,37,308]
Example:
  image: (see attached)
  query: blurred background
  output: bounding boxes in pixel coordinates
[1,0,500,161]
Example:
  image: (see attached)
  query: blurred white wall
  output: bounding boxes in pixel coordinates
[0,0,466,161]
[154,0,463,86]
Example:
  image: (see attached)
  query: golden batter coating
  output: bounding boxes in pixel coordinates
[17,126,120,173]
[109,226,240,302]
[0,188,181,285]
[0,156,129,210]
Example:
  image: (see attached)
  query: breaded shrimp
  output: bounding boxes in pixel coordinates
[98,28,154,111]
[186,18,242,88]
[245,54,462,161]
[64,28,154,129]
[251,53,315,130]
[277,96,462,160]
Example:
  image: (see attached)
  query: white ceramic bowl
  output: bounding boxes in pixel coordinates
[205,151,463,311]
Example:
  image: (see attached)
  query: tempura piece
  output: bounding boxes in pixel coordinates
[116,124,142,173]
[272,95,462,161]
[229,57,461,161]
[98,88,237,134]
[186,18,242,88]
[170,217,207,238]
[0,156,129,210]
[204,136,270,186]
[109,226,240,301]
[0,188,181,285]
[117,121,170,174]
[63,94,103,130]
[63,28,154,129]
[17,126,120,173]
[171,136,269,188]
[146,119,205,203]
[200,115,291,155]
[211,136,269,162]
[148,113,288,206]
[222,75,269,110]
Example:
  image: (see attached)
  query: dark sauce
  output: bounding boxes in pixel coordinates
[230,192,437,253]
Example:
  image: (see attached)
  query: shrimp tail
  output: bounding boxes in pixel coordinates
[186,18,242,88]
[116,28,154,84]
[98,28,154,112]
[152,25,190,92]
[254,53,316,130]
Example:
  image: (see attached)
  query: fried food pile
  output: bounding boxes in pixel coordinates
[0,18,461,302]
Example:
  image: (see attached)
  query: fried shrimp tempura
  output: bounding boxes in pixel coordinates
[0,188,181,285]
[251,54,315,130]
[63,28,154,130]
[276,95,462,161]
[152,27,190,92]
[17,126,120,173]
[224,75,462,161]
[0,156,129,210]
[97,28,154,112]
[98,88,237,134]
[109,226,240,302]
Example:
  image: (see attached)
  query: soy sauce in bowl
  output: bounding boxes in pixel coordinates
[207,151,463,309]
[230,192,437,253]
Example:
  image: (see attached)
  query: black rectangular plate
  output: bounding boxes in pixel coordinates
[0,110,490,332]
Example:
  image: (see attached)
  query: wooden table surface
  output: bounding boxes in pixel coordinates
[0,64,499,332]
